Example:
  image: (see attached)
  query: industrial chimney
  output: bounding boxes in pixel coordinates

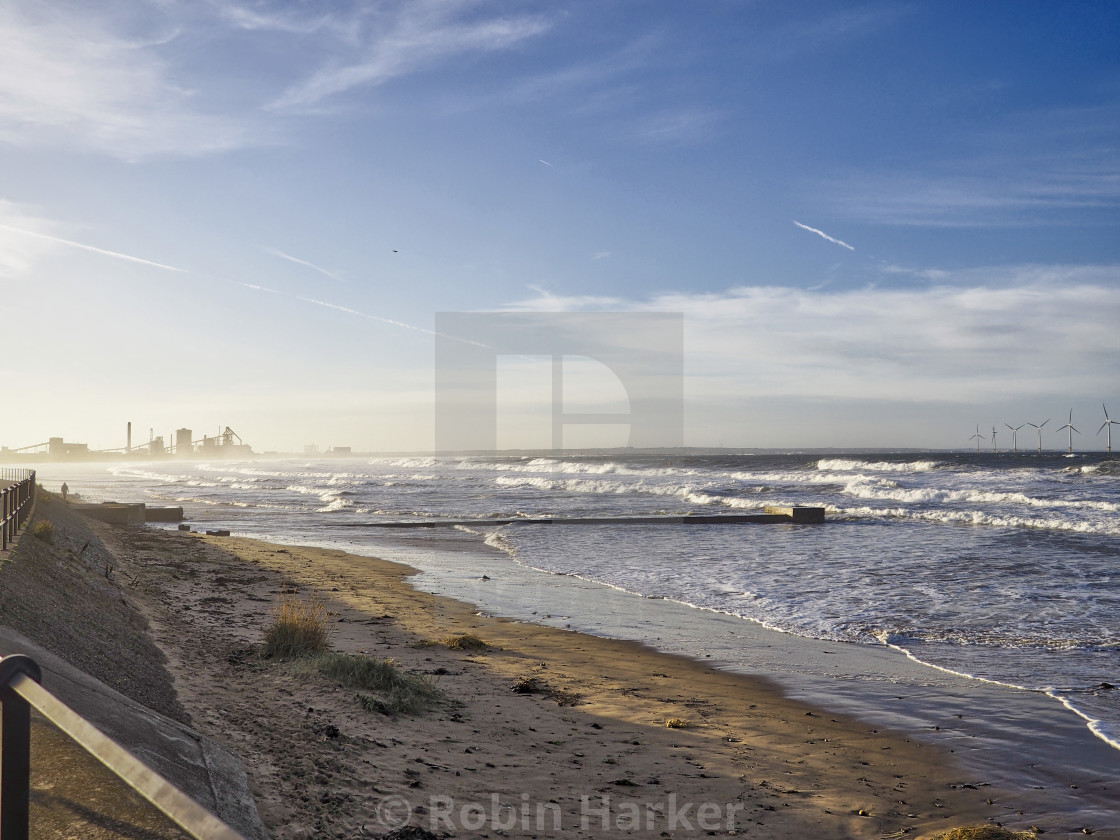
[127,421,132,452]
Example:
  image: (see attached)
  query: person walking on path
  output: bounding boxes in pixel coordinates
[61,482,69,502]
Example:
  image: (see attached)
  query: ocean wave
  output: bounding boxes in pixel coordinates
[1069,461,1120,476]
[468,457,708,480]
[838,504,1120,535]
[368,456,442,469]
[876,628,1118,654]
[838,476,1120,512]
[110,467,197,485]
[817,458,941,473]
[491,474,783,512]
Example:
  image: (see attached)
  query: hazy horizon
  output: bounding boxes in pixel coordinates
[1,1,1117,453]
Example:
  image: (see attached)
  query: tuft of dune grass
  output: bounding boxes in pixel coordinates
[930,826,1036,840]
[441,633,488,651]
[32,520,54,544]
[296,652,442,715]
[261,596,333,658]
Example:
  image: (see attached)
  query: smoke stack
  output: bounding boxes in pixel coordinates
[127,422,132,452]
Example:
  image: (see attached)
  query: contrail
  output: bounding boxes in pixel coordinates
[0,223,185,271]
[241,283,492,348]
[263,246,343,282]
[793,220,855,251]
[538,159,554,167]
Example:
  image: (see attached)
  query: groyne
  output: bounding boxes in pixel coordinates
[339,505,827,528]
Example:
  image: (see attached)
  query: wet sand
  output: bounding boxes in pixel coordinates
[388,527,1120,833]
[93,524,1023,839]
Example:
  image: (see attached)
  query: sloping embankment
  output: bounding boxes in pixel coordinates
[0,491,186,721]
[0,491,268,839]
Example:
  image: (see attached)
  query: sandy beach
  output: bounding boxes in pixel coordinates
[70,520,1022,840]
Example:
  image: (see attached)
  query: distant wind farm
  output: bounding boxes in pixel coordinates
[972,405,1118,453]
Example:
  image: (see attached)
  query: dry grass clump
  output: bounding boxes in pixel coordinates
[261,596,333,658]
[304,652,442,715]
[664,718,689,728]
[512,676,540,693]
[930,826,1036,840]
[510,675,581,706]
[549,687,582,707]
[31,520,54,544]
[442,632,488,651]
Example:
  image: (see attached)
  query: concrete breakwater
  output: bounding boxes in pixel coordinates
[68,502,184,526]
[339,505,827,528]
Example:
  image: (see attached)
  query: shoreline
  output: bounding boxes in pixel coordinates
[385,526,1120,816]
[88,522,1054,839]
[208,517,1119,822]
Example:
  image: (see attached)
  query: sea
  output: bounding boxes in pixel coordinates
[31,451,1120,823]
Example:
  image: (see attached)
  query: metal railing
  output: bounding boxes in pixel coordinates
[0,470,35,552]
[0,654,247,840]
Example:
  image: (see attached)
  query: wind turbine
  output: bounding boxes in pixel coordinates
[1005,423,1025,453]
[1027,419,1049,452]
[1099,404,1119,453]
[969,424,986,453]
[1055,410,1080,453]
[991,426,998,452]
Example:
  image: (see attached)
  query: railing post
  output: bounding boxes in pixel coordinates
[0,655,42,840]
[0,471,36,551]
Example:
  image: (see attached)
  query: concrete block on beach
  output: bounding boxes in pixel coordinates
[145,506,185,523]
[764,505,827,523]
[68,503,184,524]
[69,502,147,526]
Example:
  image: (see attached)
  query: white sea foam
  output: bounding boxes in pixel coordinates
[837,503,1120,535]
[837,477,1120,512]
[817,458,941,472]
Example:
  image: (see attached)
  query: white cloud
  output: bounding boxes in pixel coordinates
[878,263,952,282]
[207,1,338,35]
[825,171,1120,227]
[747,6,910,63]
[502,266,1120,404]
[634,108,721,146]
[505,33,664,106]
[0,1,258,159]
[817,106,1120,227]
[504,285,623,312]
[0,1,552,157]
[269,4,552,111]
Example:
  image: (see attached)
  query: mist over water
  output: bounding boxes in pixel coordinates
[41,451,1120,752]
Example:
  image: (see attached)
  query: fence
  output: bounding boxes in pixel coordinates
[0,470,35,552]
[0,653,248,839]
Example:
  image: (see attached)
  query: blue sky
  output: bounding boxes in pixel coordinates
[1,0,1118,452]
